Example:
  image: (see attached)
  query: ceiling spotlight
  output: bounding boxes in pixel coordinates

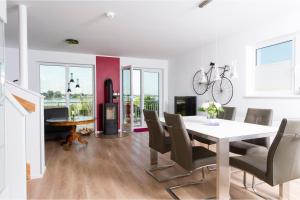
[105,11,115,19]
[199,0,213,8]
[65,39,79,45]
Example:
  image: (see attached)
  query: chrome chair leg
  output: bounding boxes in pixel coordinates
[207,165,216,171]
[145,167,192,182]
[243,171,264,190]
[252,176,270,199]
[145,149,191,182]
[243,171,248,189]
[251,176,269,199]
[166,180,216,200]
[166,180,206,200]
[206,145,217,171]
[150,148,158,165]
[202,167,205,179]
[166,167,216,200]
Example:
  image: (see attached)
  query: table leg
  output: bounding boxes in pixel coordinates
[279,182,290,200]
[64,125,88,150]
[216,138,230,200]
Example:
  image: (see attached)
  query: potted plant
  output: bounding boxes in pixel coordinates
[198,101,224,125]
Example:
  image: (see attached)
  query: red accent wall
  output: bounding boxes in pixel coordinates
[96,56,120,131]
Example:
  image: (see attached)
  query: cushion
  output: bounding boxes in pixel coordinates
[230,151,268,181]
[230,141,268,155]
[44,107,71,141]
[192,135,216,145]
[192,146,216,168]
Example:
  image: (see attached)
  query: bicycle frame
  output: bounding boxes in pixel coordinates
[204,64,230,89]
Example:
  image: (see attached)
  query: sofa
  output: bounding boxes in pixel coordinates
[44,107,72,141]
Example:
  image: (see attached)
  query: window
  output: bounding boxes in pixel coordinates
[256,41,293,65]
[69,67,94,118]
[254,39,295,95]
[40,65,66,107]
[40,64,95,118]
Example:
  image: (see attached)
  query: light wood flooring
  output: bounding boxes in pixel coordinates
[28,133,300,199]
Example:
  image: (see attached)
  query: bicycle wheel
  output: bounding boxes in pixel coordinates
[193,70,208,95]
[212,77,233,105]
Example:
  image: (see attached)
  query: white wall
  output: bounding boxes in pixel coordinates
[6,48,97,93]
[0,0,6,23]
[169,12,300,125]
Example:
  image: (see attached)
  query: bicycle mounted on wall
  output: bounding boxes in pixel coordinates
[193,62,235,105]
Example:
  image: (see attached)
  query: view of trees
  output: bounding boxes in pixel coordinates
[132,95,159,122]
[133,95,157,108]
[69,96,94,117]
[41,90,64,99]
[42,90,93,117]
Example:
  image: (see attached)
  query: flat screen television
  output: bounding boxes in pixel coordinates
[174,96,197,116]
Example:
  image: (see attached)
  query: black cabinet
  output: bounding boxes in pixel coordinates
[174,96,197,116]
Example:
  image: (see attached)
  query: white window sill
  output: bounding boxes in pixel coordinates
[244,94,300,99]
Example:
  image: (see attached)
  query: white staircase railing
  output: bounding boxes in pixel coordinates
[2,88,28,199]
[6,81,45,179]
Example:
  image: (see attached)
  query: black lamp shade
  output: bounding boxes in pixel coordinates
[67,82,72,93]
[70,73,74,83]
[75,78,80,88]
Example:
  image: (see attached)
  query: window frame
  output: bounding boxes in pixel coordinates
[39,62,96,117]
[246,34,298,98]
[255,40,294,66]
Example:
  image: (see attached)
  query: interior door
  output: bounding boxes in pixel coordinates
[121,66,134,132]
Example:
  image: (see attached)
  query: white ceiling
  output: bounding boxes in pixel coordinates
[5,0,300,59]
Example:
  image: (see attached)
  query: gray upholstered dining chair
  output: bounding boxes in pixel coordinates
[217,106,237,121]
[193,106,236,147]
[164,112,216,199]
[230,118,300,199]
[143,110,190,182]
[230,108,273,188]
[230,108,273,155]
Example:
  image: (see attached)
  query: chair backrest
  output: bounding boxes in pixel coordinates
[217,106,236,120]
[164,112,193,171]
[44,107,69,121]
[267,119,300,186]
[143,110,166,153]
[244,108,273,147]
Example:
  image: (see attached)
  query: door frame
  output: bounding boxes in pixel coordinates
[120,66,163,129]
[120,65,134,132]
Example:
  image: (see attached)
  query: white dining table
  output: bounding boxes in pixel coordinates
[160,115,280,200]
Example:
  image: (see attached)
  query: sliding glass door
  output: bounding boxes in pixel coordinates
[122,66,133,132]
[40,64,95,119]
[121,66,162,129]
[144,70,160,114]
[133,69,142,126]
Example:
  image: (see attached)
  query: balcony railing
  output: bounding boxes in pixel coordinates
[134,100,159,120]
[44,98,94,117]
[123,95,159,126]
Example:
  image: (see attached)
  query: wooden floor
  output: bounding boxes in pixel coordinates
[28,133,300,199]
